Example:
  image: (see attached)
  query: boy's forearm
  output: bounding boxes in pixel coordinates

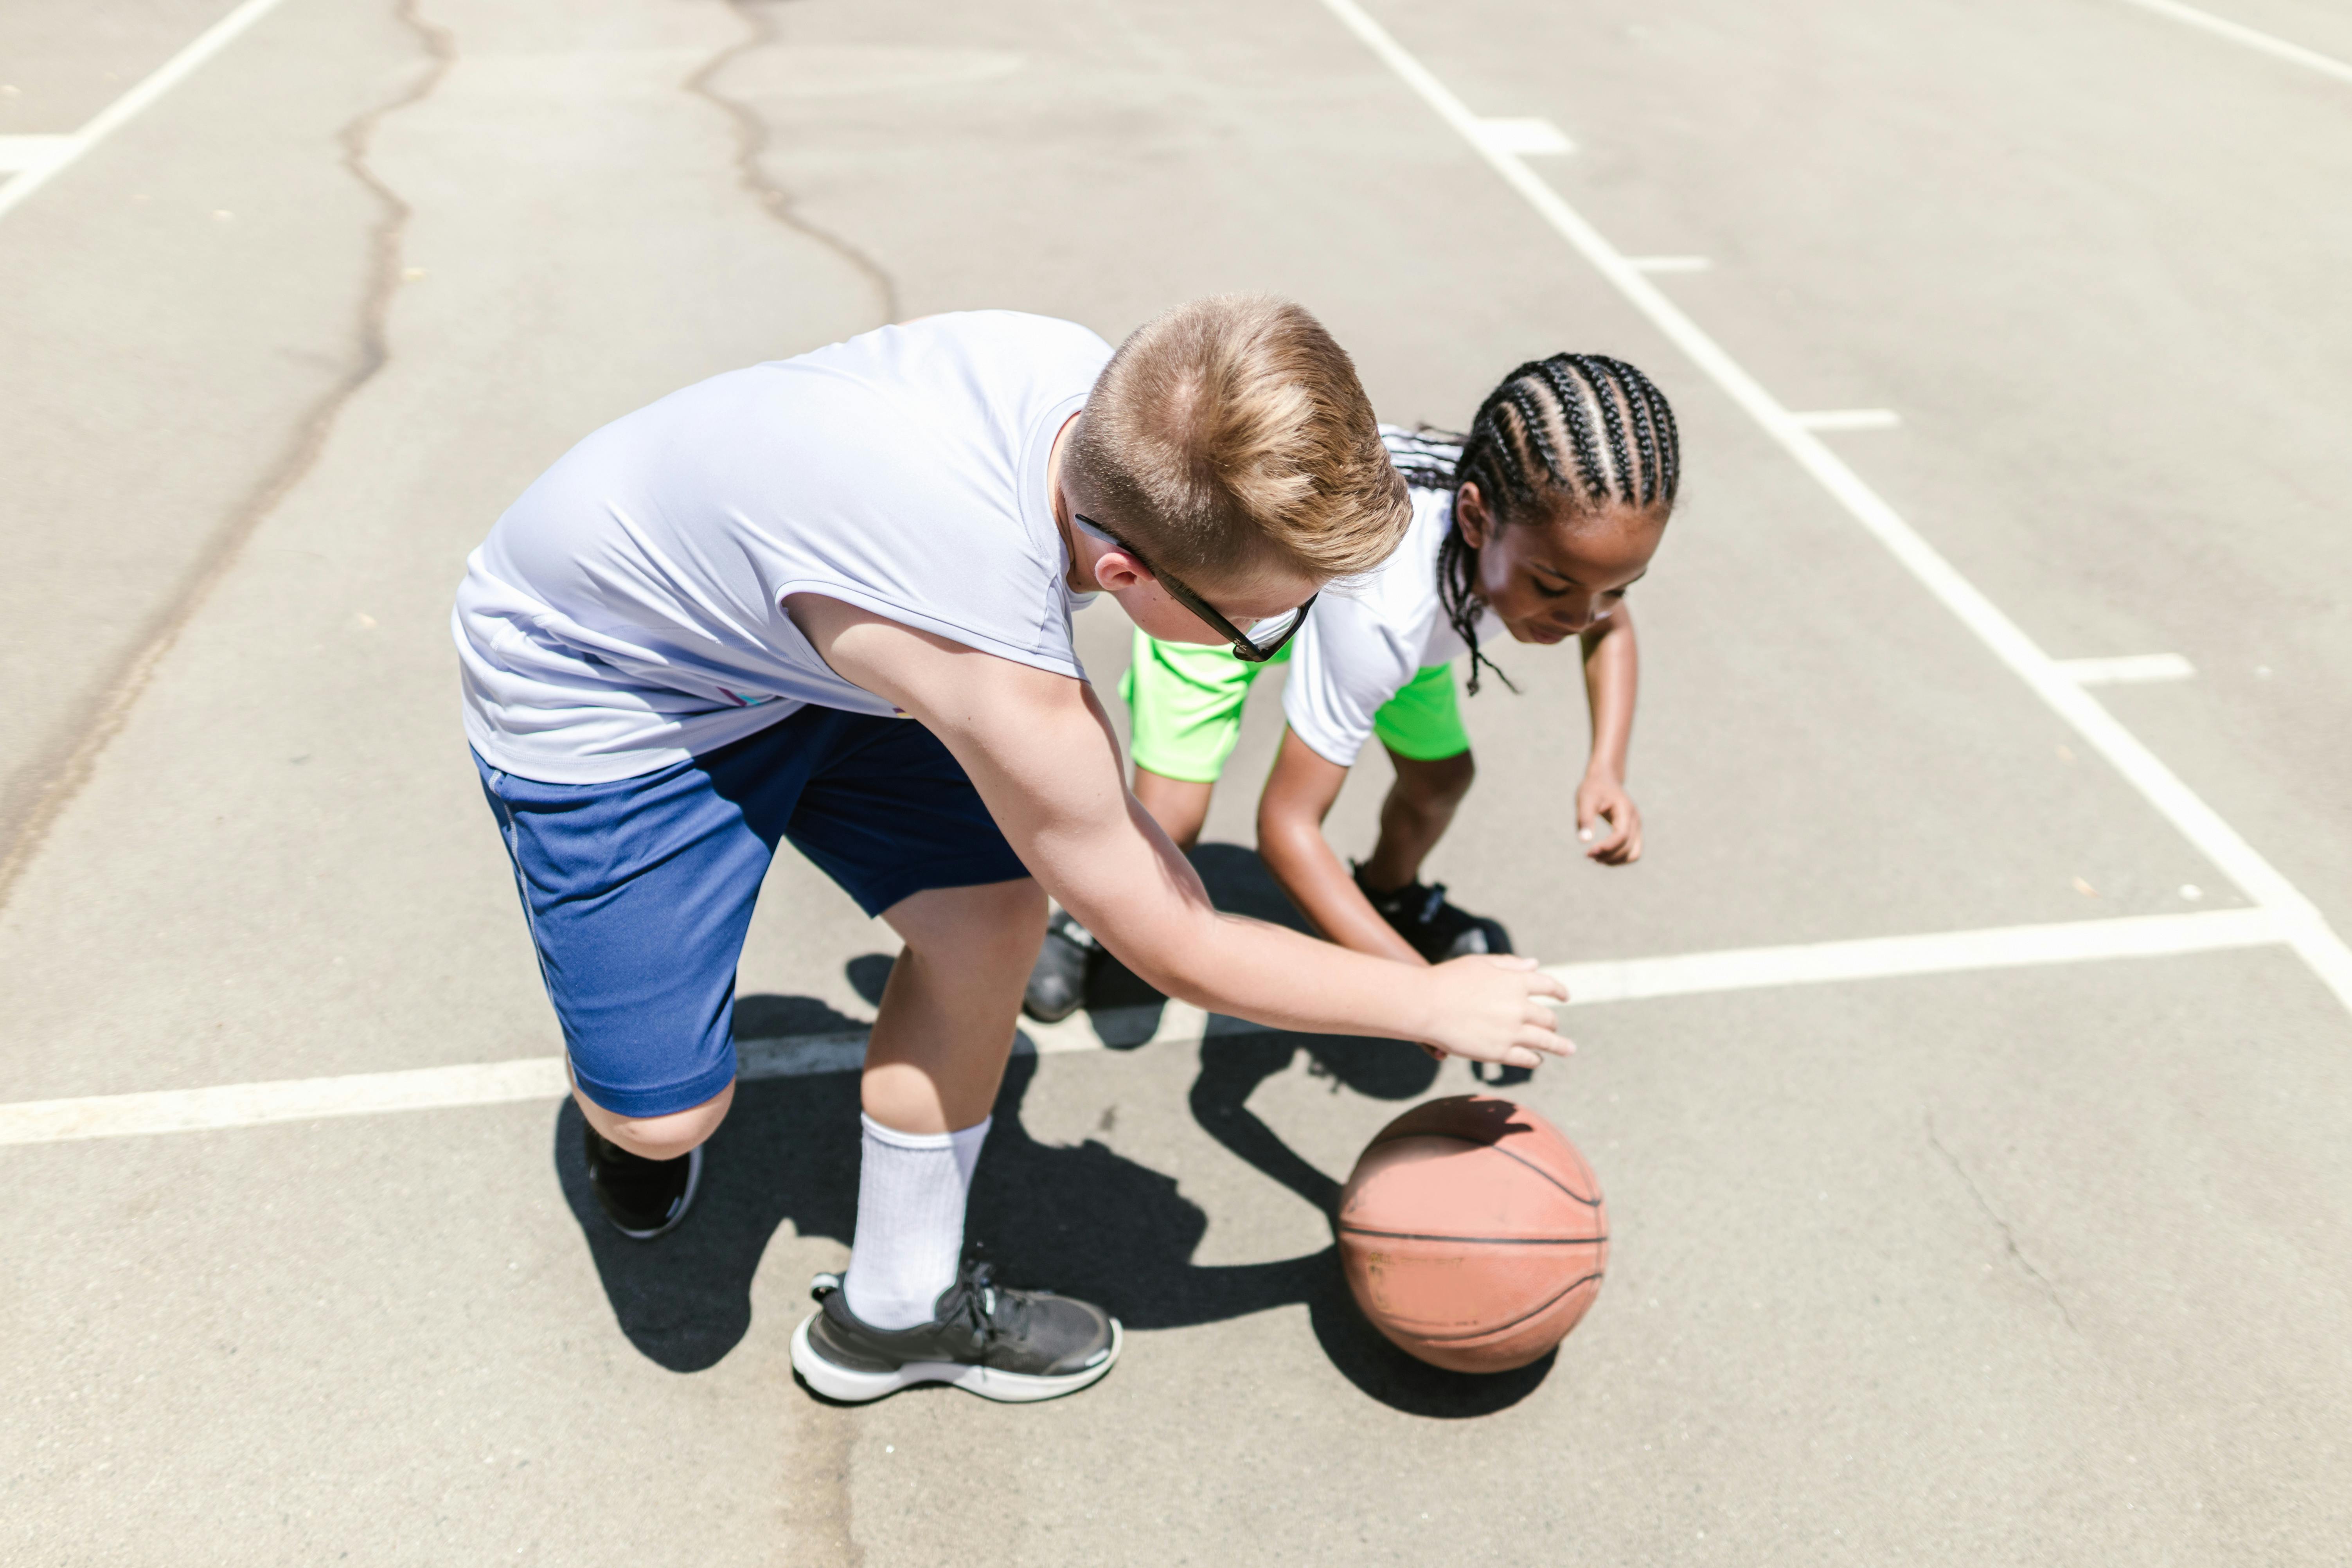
[1144,906,1434,1040]
[1581,608,1639,779]
[1016,766,1429,1037]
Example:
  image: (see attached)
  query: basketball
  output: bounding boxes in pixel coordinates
[1336,1095,1609,1374]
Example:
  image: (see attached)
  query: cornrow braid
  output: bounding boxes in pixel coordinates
[1433,354,1681,695]
[1380,424,1464,493]
[1569,356,1636,506]
[1534,359,1609,502]
[1599,356,1660,505]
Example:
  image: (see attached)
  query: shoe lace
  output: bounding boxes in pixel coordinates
[1416,883,1448,925]
[954,1261,1033,1346]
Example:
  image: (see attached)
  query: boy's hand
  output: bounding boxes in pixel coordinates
[1421,955,1572,1070]
[1576,770,1643,865]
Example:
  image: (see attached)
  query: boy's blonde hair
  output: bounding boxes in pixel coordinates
[1068,295,1409,584]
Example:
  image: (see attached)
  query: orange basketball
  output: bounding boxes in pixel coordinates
[1336,1094,1609,1374]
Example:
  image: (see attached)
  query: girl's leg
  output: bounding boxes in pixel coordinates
[1357,746,1475,893]
[1132,766,1215,851]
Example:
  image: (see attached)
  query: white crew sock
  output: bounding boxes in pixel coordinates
[842,1112,991,1330]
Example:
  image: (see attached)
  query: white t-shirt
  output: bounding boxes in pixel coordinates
[453,312,1113,784]
[1282,428,1503,768]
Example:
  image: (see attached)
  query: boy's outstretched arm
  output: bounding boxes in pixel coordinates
[1578,604,1643,865]
[791,596,1570,1068]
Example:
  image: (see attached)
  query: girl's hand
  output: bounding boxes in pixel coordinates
[1576,770,1644,865]
[1421,955,1572,1069]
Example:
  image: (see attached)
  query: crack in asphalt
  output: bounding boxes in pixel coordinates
[688,20,879,1559]
[0,0,455,913]
[691,0,901,326]
[6,10,875,1552]
[1926,1111,2078,1333]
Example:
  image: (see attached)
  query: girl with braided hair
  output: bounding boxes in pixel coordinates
[1026,352,1678,1023]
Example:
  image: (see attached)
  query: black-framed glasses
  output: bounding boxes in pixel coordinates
[1074,513,1316,664]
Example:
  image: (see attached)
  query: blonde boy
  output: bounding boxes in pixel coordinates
[456,298,1569,1402]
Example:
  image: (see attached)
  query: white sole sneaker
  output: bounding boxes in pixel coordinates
[790,1312,1122,1404]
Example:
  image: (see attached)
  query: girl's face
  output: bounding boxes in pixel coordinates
[1457,481,1667,646]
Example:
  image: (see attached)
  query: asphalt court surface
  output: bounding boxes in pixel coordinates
[4,0,2350,1562]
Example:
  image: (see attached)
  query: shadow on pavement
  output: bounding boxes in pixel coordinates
[554,842,1554,1415]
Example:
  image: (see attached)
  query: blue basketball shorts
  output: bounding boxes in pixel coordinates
[473,705,1032,1118]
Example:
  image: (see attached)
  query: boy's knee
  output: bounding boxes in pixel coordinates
[580,1079,734,1162]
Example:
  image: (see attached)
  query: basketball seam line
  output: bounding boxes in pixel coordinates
[1405,1272,1609,1343]
[1337,1225,1610,1246]
[1483,1141,1605,1207]
[1361,1129,1604,1208]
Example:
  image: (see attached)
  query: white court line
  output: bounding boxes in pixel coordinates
[1313,0,2352,1016]
[0,1057,569,1148]
[1471,117,1574,156]
[1045,909,2286,1036]
[1626,255,1711,274]
[0,910,2288,1146]
[1790,408,1902,432]
[2056,653,2197,686]
[1552,907,2280,1002]
[2111,0,2352,87]
[0,135,81,175]
[0,0,296,225]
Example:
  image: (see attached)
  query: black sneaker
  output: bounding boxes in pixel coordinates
[582,1122,702,1240]
[791,1260,1121,1403]
[1022,910,1097,1023]
[1353,865,1514,963]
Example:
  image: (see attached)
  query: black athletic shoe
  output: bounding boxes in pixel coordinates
[1353,865,1514,963]
[1022,910,1098,1024]
[582,1122,701,1240]
[791,1259,1121,1404]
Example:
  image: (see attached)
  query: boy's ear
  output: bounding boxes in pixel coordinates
[1091,548,1153,592]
